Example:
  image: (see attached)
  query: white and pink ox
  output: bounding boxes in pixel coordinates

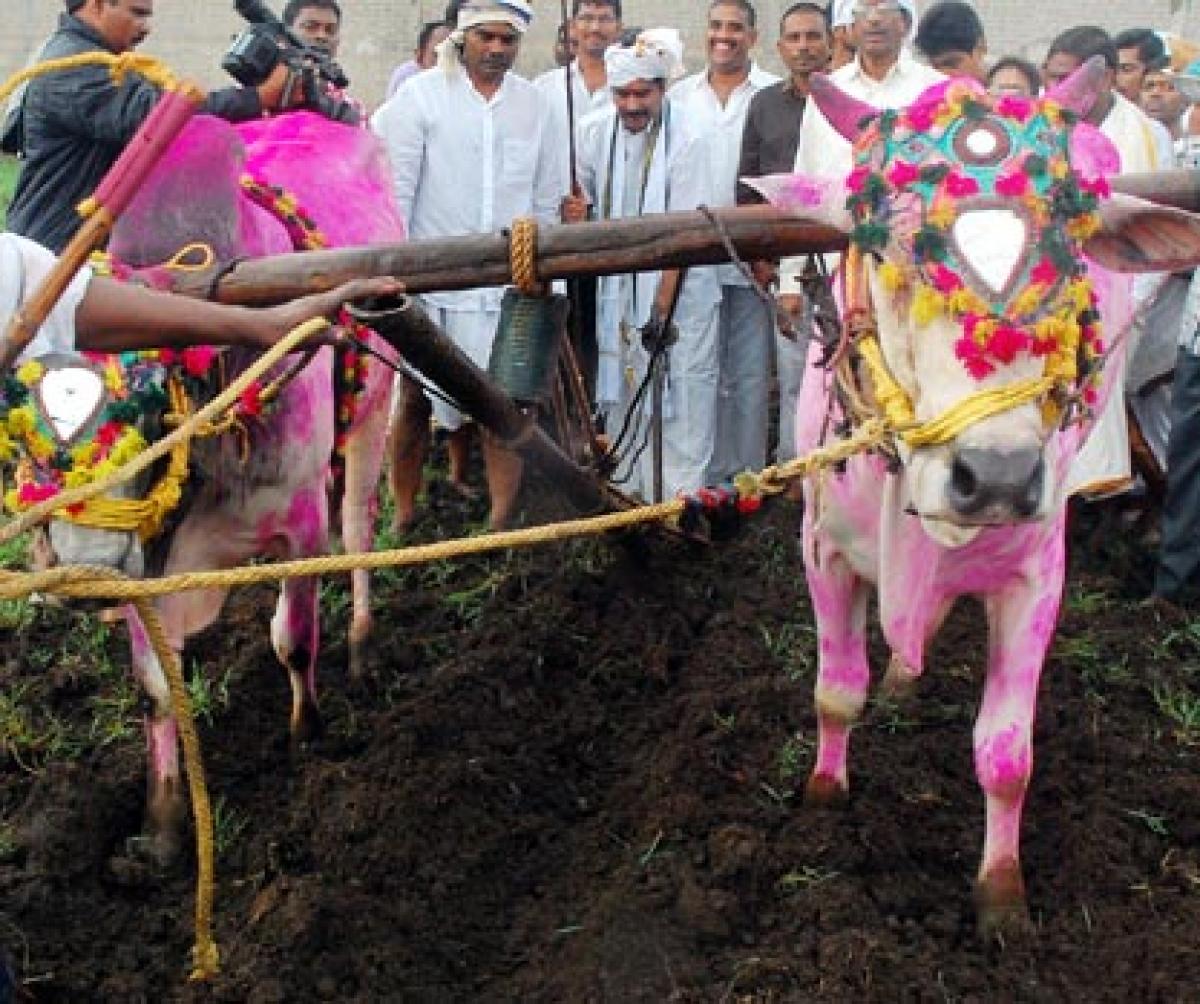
[751,60,1200,933]
[34,112,403,863]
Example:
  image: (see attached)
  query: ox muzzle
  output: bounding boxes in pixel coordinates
[946,446,1045,523]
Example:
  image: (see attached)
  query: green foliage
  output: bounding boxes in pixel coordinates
[212,796,249,859]
[186,661,234,727]
[775,733,812,783]
[1123,807,1171,837]
[0,156,19,227]
[1151,684,1200,746]
[777,865,840,893]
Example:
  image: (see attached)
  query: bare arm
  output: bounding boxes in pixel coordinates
[73,275,403,354]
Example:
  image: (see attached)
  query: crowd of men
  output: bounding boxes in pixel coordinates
[5,0,1200,607]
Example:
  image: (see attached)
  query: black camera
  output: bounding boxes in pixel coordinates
[221,0,359,126]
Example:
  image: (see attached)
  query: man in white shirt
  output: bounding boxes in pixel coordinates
[561,30,722,500]
[371,0,562,531]
[671,0,780,486]
[533,0,623,198]
[1043,27,1173,495]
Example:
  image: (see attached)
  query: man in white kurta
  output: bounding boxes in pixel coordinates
[371,0,562,530]
[1044,30,1172,495]
[563,31,722,500]
[670,1,780,486]
[532,0,622,198]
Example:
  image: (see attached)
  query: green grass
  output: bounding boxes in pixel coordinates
[0,155,19,226]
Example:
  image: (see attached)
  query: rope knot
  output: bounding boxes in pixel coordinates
[509,217,543,296]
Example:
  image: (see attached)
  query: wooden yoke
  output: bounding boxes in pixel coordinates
[0,82,206,371]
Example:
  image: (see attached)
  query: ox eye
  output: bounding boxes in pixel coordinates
[954,119,1012,166]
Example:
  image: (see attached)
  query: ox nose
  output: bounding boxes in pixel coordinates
[947,447,1044,520]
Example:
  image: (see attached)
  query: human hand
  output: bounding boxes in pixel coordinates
[256,63,297,112]
[751,260,777,290]
[776,292,805,341]
[248,276,406,349]
[560,193,590,224]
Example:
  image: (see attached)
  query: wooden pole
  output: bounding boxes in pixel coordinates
[1110,169,1200,213]
[348,297,621,517]
[171,207,849,306]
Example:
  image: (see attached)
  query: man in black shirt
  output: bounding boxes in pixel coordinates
[7,0,293,253]
[735,1,830,465]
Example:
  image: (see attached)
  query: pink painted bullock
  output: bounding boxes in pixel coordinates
[750,61,1200,934]
[44,111,403,863]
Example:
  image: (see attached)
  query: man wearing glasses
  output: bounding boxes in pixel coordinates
[534,0,623,197]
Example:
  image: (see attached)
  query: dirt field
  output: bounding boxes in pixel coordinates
[1,469,1199,1002]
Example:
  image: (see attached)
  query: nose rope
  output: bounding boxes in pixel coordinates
[844,246,1063,449]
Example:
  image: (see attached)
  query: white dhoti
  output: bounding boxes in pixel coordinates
[420,301,502,432]
[604,300,721,501]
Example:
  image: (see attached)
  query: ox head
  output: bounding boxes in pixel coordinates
[750,58,1200,544]
[3,350,184,580]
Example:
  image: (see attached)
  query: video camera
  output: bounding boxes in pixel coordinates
[222,0,360,126]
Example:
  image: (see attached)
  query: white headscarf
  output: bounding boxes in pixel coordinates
[436,0,534,75]
[832,0,919,41]
[603,28,686,89]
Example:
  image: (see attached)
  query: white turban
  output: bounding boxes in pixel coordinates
[832,1,918,41]
[437,0,534,74]
[603,29,686,89]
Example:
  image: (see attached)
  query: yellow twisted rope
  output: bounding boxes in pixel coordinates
[130,594,220,982]
[0,51,193,109]
[856,335,1056,449]
[509,217,542,295]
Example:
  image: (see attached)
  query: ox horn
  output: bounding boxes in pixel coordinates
[810,73,880,142]
[1046,55,1109,119]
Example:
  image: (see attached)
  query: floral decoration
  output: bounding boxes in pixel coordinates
[846,80,1106,402]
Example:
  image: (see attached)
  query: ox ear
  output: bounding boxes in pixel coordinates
[809,73,879,143]
[742,172,853,233]
[1084,193,1200,273]
[1046,55,1108,119]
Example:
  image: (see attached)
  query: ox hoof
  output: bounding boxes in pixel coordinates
[975,865,1031,943]
[804,773,849,808]
[289,703,325,756]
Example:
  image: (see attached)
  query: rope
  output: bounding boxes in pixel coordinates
[509,217,542,295]
[129,595,219,981]
[844,247,1066,451]
[0,51,194,108]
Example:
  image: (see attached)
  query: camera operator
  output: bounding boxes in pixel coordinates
[283,0,341,57]
[5,0,296,255]
[280,0,365,122]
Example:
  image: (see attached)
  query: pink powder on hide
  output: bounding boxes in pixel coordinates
[146,715,180,781]
[975,722,1031,796]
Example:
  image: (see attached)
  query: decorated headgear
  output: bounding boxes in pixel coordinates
[604,28,686,89]
[845,79,1107,405]
[437,0,533,74]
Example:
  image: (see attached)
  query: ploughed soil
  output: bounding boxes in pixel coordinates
[1,460,1199,1003]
